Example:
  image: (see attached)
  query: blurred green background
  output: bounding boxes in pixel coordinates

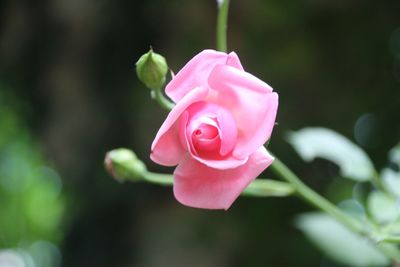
[0,0,399,266]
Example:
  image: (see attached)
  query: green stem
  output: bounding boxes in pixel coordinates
[216,0,230,52]
[151,0,231,110]
[143,171,173,185]
[241,179,294,197]
[153,87,174,110]
[270,157,364,234]
[270,157,400,262]
[108,147,400,259]
[142,171,294,197]
[381,236,400,244]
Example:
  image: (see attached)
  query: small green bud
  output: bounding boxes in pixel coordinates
[136,48,168,90]
[105,148,147,181]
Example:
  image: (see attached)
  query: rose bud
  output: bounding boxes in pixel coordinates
[136,48,168,91]
[105,148,147,182]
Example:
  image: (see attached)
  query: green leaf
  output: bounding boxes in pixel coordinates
[337,199,366,220]
[382,168,400,198]
[388,143,400,168]
[381,143,400,199]
[382,220,400,236]
[287,127,375,181]
[296,212,389,267]
[367,191,399,224]
[352,182,370,207]
[242,179,294,197]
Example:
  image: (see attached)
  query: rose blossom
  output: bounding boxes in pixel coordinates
[150,49,278,210]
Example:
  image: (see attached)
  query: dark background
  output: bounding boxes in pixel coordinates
[1,0,400,266]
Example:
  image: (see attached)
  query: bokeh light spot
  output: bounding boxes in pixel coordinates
[353,113,381,149]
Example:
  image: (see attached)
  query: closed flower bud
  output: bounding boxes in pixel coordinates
[105,148,147,181]
[136,48,168,90]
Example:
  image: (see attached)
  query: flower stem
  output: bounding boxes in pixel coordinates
[371,170,387,192]
[270,157,364,234]
[270,156,400,262]
[153,87,174,110]
[216,0,230,52]
[381,236,400,244]
[143,171,173,185]
[142,170,293,197]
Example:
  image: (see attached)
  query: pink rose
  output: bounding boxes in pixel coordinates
[150,49,278,210]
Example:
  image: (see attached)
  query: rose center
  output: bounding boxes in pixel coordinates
[180,101,238,158]
[192,123,220,153]
[194,124,218,139]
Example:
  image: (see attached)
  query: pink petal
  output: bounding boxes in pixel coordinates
[182,101,243,169]
[185,110,220,157]
[207,64,278,159]
[166,50,244,103]
[150,87,208,166]
[226,51,244,71]
[173,146,274,210]
[216,107,237,156]
[192,124,220,152]
[192,154,248,169]
[184,101,236,156]
[178,111,191,152]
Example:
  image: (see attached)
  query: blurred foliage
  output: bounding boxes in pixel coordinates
[0,0,399,266]
[297,212,389,267]
[290,127,400,266]
[0,87,65,267]
[288,127,376,181]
